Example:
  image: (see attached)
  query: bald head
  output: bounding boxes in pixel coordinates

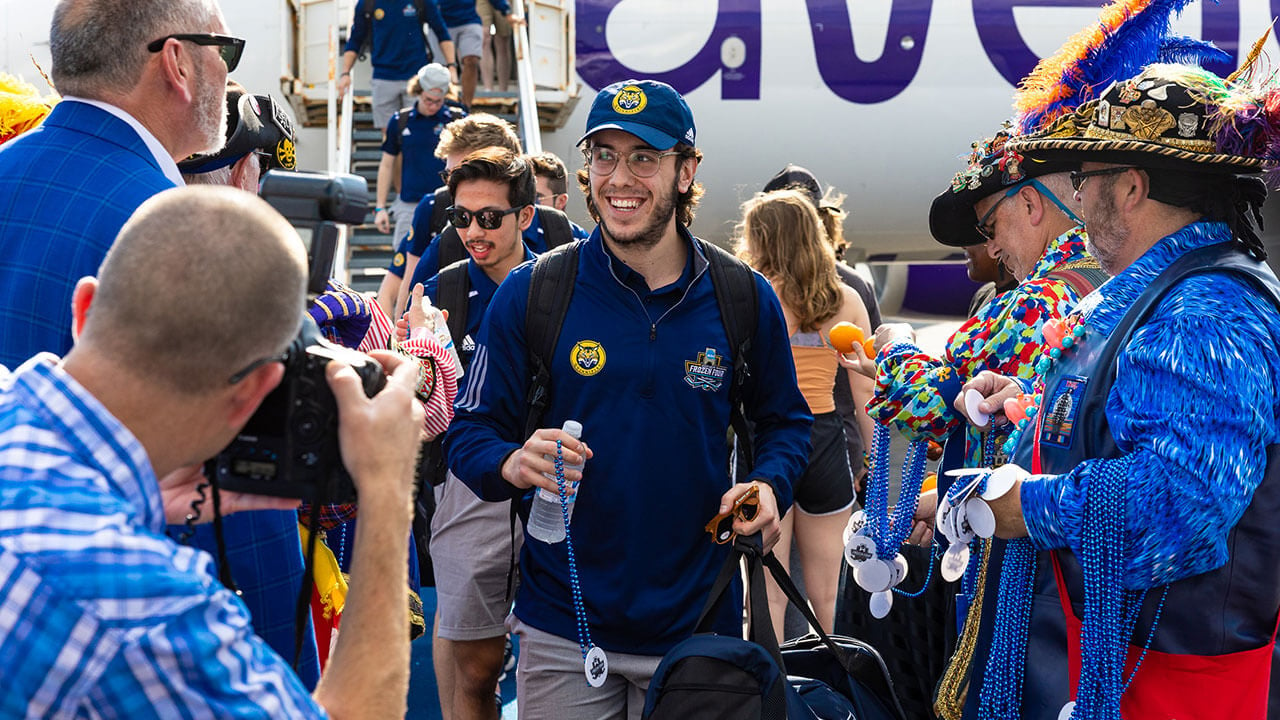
[82,186,307,393]
[51,0,222,98]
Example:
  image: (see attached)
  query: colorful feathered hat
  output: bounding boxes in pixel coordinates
[928,0,1226,247]
[0,73,57,146]
[1009,61,1280,176]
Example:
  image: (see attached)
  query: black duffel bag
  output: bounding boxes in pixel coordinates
[643,534,907,720]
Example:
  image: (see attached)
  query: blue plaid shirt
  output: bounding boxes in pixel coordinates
[0,356,323,718]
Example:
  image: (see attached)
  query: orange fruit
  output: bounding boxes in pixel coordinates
[862,338,876,358]
[829,322,863,354]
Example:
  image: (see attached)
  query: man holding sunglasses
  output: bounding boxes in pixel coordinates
[444,79,811,718]
[0,0,243,368]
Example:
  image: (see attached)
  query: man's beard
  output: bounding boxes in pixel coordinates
[1084,186,1130,275]
[596,176,680,250]
[194,61,227,155]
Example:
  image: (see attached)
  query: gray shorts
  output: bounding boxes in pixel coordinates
[391,196,416,247]
[431,471,520,640]
[449,23,484,60]
[371,77,412,130]
[509,615,663,720]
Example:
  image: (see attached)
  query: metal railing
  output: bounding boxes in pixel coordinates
[326,8,354,282]
[511,0,542,154]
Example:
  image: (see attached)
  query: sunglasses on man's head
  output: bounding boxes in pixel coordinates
[147,33,246,73]
[704,484,761,544]
[447,205,524,230]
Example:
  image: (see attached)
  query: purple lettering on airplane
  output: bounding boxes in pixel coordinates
[575,0,762,99]
[804,0,933,104]
[577,0,1262,104]
[975,0,1244,87]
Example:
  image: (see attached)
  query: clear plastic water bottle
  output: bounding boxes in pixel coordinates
[527,420,584,544]
[413,293,464,379]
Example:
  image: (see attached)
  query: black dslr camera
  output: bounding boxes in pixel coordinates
[208,171,382,503]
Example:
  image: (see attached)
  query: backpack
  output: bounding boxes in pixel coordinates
[642,535,908,720]
[358,0,433,62]
[522,238,759,455]
[436,205,576,270]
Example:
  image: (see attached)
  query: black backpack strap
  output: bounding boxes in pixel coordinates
[702,241,759,466]
[436,224,466,271]
[535,206,575,251]
[395,106,414,137]
[429,186,452,237]
[523,241,581,439]
[436,259,471,355]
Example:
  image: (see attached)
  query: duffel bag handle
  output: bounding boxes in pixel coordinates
[692,533,784,668]
[762,551,908,720]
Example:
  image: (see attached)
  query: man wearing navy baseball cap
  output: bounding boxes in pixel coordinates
[445,78,811,716]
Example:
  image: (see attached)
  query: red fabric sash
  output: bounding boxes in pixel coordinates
[1049,553,1275,719]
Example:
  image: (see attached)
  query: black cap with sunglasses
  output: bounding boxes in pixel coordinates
[179,82,296,175]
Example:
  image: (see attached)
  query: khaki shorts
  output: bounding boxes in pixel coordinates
[449,23,484,60]
[477,0,512,36]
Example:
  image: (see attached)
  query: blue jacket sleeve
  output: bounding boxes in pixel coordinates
[738,274,813,515]
[407,195,436,257]
[422,0,452,43]
[1021,274,1280,589]
[443,265,534,501]
[343,4,368,54]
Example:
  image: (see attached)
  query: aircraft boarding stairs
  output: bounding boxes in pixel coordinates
[284,0,578,294]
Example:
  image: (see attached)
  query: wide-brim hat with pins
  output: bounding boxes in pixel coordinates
[1008,62,1279,174]
[928,0,1230,247]
[928,129,1075,247]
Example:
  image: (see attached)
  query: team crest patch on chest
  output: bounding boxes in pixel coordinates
[570,340,605,376]
[685,347,727,391]
[1040,375,1087,449]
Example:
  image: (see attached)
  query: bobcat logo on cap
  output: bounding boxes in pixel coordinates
[570,340,606,376]
[612,85,647,115]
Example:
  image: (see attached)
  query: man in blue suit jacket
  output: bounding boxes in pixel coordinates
[0,0,240,368]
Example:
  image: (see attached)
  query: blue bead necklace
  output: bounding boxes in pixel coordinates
[555,440,609,687]
[975,537,1037,719]
[866,423,929,559]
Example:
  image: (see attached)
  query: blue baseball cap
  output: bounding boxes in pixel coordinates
[577,79,696,150]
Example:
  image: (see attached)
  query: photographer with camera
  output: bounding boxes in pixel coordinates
[0,186,425,718]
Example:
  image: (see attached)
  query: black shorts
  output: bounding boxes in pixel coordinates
[793,411,856,515]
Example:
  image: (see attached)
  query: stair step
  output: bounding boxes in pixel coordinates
[348,254,393,269]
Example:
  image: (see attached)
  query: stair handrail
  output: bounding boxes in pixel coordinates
[326,8,353,282]
[511,0,542,154]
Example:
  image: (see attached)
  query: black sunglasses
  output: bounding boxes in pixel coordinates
[1069,166,1136,192]
[147,33,246,73]
[227,351,287,385]
[448,205,524,230]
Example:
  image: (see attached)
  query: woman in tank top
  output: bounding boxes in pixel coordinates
[736,189,874,640]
